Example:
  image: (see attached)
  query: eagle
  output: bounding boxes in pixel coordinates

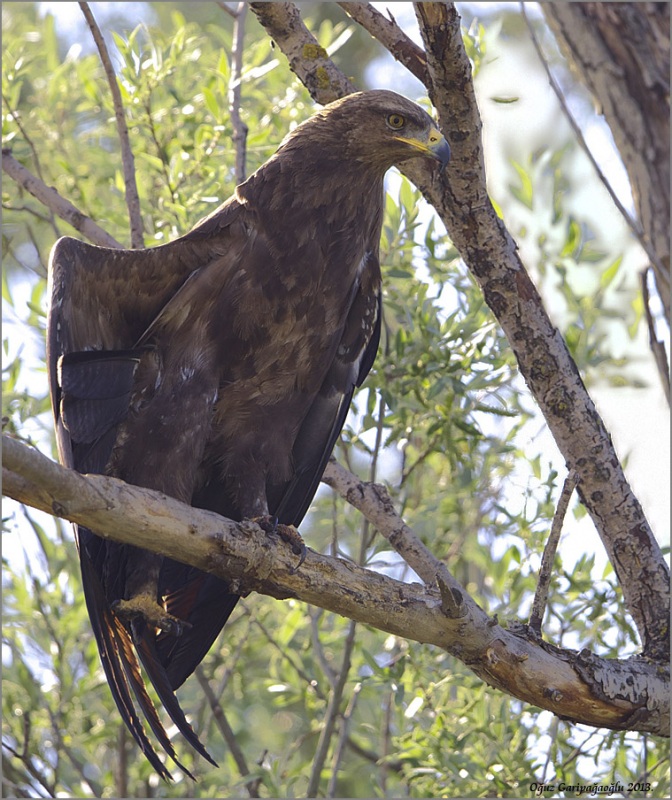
[47,89,450,779]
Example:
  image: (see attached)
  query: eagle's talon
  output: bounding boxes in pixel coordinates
[112,595,192,635]
[250,515,307,571]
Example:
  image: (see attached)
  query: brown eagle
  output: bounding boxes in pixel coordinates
[47,89,450,779]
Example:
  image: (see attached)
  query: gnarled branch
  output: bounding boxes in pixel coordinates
[3,434,669,737]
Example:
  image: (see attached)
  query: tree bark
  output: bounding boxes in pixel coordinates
[541,2,670,321]
[3,434,669,737]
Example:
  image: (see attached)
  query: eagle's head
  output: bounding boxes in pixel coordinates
[279,89,451,174]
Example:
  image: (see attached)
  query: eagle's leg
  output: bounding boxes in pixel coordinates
[112,550,191,635]
[112,595,191,635]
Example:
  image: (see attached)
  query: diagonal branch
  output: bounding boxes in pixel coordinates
[247,0,670,661]
[520,3,657,269]
[193,667,261,797]
[248,2,356,102]
[322,458,466,617]
[337,2,429,85]
[529,470,579,635]
[79,2,144,248]
[2,434,669,737]
[2,150,123,248]
[413,0,669,659]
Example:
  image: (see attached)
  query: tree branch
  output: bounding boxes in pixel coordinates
[2,434,668,737]
[1,151,123,248]
[529,470,579,635]
[337,2,429,85]
[249,0,670,661]
[227,1,249,184]
[248,2,357,103]
[79,2,144,248]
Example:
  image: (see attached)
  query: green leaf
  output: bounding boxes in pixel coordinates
[509,161,534,210]
[599,254,623,289]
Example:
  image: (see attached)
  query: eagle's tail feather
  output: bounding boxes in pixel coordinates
[133,626,218,768]
[79,552,178,781]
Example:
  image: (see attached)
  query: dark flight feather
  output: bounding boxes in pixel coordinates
[47,89,450,779]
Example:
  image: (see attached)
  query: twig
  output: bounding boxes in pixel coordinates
[520,3,665,281]
[337,2,429,86]
[640,267,670,405]
[2,739,55,797]
[326,681,362,798]
[228,2,249,183]
[322,458,467,619]
[310,609,337,685]
[306,619,358,797]
[116,726,128,799]
[529,470,579,635]
[46,706,103,798]
[2,203,53,224]
[194,667,261,797]
[144,91,177,203]
[217,1,237,19]
[253,616,323,696]
[2,151,123,248]
[79,2,144,248]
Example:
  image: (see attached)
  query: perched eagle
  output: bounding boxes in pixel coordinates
[47,89,450,779]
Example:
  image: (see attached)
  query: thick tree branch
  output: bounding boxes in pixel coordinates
[2,434,669,737]
[248,3,357,102]
[412,1,670,659]
[1,151,123,248]
[247,0,670,663]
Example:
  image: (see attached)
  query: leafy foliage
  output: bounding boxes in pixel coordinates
[2,4,668,798]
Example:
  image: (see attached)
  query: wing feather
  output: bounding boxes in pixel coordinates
[47,204,244,778]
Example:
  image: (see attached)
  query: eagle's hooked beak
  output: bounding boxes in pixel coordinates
[394,126,451,170]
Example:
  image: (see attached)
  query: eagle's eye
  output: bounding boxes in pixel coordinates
[386,113,405,130]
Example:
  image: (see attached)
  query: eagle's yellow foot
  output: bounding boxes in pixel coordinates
[251,515,307,571]
[112,595,192,635]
